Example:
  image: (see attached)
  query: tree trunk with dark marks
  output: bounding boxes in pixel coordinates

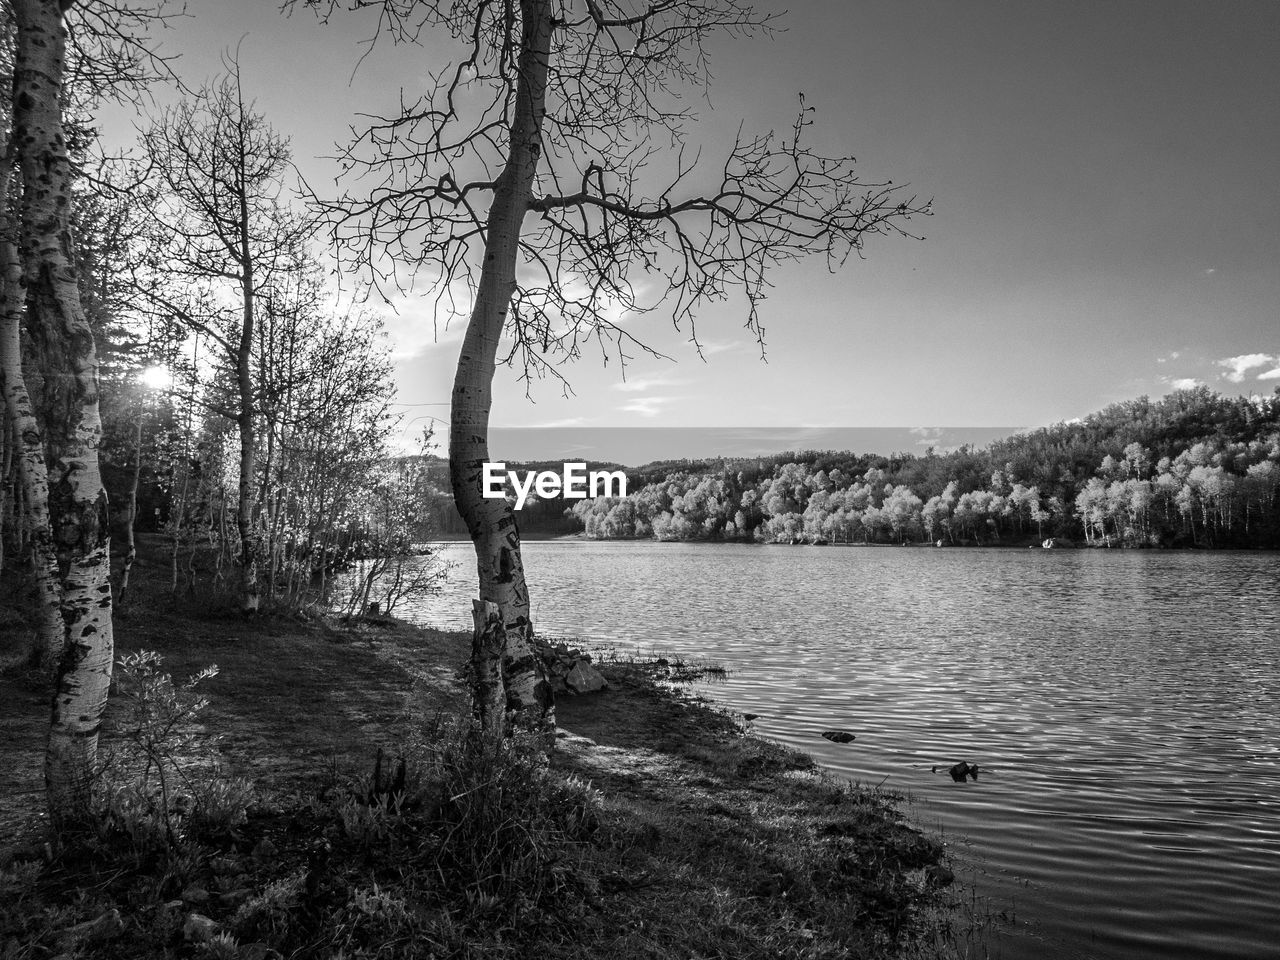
[470,600,507,735]
[448,0,554,731]
[13,0,115,826]
[0,130,62,670]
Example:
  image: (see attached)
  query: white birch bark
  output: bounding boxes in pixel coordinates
[13,0,115,824]
[0,135,62,669]
[235,139,260,614]
[470,600,507,735]
[449,0,554,727]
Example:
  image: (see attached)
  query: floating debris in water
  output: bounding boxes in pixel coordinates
[821,730,856,744]
[932,761,980,782]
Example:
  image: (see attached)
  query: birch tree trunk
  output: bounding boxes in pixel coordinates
[236,329,259,614]
[236,135,260,614]
[469,600,507,735]
[0,137,62,669]
[449,0,554,729]
[13,0,115,825]
[0,408,8,564]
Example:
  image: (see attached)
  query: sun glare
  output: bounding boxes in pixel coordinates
[139,365,172,390]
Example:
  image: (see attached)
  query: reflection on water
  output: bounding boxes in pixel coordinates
[402,542,1280,960]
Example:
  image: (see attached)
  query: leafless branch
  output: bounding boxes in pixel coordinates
[288,1,930,378]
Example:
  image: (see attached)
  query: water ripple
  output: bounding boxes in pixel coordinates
[403,542,1280,960]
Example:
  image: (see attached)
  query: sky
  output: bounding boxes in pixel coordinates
[99,1,1280,457]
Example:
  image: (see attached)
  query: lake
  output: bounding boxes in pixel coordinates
[398,541,1280,960]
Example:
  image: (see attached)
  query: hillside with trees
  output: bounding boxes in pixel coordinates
[567,387,1280,548]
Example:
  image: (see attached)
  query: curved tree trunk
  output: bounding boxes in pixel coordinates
[0,138,62,668]
[13,0,114,826]
[449,0,554,731]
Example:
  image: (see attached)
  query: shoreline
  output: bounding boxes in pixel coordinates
[0,566,972,959]
[455,533,1279,551]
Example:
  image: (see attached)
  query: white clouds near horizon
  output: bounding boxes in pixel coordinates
[619,396,683,417]
[1218,353,1278,383]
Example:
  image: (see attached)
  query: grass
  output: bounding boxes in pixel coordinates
[0,539,984,959]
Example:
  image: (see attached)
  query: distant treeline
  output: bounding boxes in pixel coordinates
[412,459,629,540]
[565,387,1280,548]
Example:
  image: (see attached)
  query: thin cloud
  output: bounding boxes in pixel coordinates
[382,292,468,359]
[526,417,591,428]
[620,396,681,417]
[1167,377,1204,390]
[1258,367,1280,381]
[698,339,744,357]
[612,373,687,393]
[1217,353,1277,383]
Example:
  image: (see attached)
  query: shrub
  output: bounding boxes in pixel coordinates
[98,651,252,849]
[231,870,307,941]
[416,720,602,919]
[188,776,256,838]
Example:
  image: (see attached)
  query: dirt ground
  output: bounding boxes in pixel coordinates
[0,568,471,848]
[1,603,760,846]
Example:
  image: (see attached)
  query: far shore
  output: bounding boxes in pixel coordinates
[485,533,1277,550]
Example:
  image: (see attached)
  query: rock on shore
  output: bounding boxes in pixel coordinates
[535,640,609,694]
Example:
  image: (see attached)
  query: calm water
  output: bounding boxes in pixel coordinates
[402,541,1280,960]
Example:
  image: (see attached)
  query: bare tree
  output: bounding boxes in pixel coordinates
[135,62,312,614]
[253,278,399,611]
[296,0,930,731]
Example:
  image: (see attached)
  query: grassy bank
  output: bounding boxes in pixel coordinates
[1,554,974,959]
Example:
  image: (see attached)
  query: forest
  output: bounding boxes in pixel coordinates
[0,0,496,842]
[565,387,1280,548]
[0,20,428,621]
